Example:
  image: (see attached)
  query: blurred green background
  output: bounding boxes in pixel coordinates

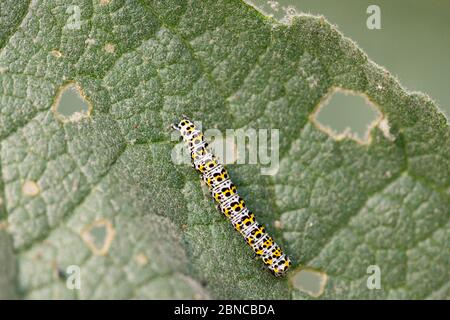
[249,0,450,138]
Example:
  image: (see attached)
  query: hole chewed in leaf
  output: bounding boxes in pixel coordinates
[311,88,383,144]
[81,219,115,256]
[52,82,92,123]
[290,268,328,298]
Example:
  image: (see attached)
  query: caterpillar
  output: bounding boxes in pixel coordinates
[172,115,291,277]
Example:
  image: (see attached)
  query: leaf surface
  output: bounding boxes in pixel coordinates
[0,0,448,299]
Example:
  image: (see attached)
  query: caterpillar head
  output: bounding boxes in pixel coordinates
[172,116,196,136]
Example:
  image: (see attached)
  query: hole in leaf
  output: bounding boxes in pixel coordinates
[89,224,107,247]
[52,82,91,122]
[312,89,382,143]
[290,268,328,298]
[81,219,115,256]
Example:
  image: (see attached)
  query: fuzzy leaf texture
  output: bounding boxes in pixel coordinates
[0,0,448,299]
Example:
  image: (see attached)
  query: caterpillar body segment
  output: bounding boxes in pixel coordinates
[202,165,229,187]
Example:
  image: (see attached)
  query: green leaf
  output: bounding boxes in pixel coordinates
[0,0,448,299]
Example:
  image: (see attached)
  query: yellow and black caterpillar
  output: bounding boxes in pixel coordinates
[172,116,291,276]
